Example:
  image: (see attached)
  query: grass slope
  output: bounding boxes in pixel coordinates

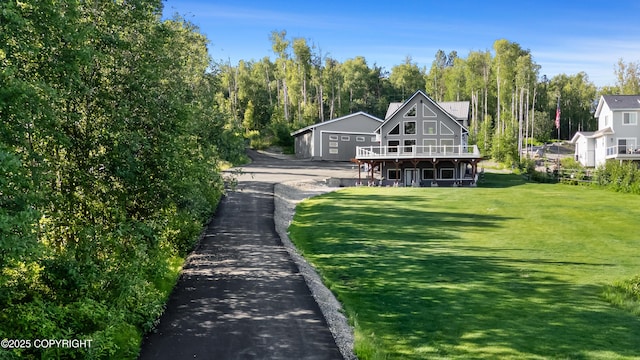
[289,174,640,359]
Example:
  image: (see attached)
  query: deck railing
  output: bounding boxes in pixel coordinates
[606,145,640,157]
[356,145,481,160]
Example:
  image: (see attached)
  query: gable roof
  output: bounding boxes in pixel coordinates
[378,90,469,133]
[385,102,403,119]
[385,100,470,121]
[595,95,640,117]
[290,111,383,136]
[570,127,614,143]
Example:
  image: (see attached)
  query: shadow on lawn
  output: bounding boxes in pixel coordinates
[291,194,640,359]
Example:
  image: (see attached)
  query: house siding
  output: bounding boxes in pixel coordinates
[291,112,383,161]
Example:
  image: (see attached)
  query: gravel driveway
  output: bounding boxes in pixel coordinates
[138,150,357,360]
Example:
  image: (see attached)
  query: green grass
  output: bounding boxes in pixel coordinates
[288,174,640,359]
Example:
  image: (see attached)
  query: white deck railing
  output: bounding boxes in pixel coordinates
[356,145,481,160]
[606,145,640,157]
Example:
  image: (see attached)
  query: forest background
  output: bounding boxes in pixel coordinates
[1,0,640,359]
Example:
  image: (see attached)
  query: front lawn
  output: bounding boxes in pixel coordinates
[288,174,640,359]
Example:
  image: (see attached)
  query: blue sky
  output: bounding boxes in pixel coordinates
[162,0,640,88]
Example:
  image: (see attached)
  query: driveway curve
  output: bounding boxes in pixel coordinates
[138,150,356,360]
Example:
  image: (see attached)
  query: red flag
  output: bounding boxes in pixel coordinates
[555,104,561,129]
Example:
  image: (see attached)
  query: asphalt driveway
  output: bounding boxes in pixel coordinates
[137,150,355,359]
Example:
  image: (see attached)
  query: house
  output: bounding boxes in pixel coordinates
[355,90,482,187]
[291,111,383,161]
[571,95,640,167]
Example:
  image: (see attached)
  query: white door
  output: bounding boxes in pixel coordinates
[404,169,417,186]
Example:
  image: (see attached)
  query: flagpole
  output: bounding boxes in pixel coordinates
[556,95,561,170]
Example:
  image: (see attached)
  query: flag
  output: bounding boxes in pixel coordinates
[555,98,561,129]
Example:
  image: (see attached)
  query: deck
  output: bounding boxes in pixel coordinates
[356,145,481,160]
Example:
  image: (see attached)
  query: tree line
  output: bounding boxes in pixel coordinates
[218,30,639,164]
[0,1,244,358]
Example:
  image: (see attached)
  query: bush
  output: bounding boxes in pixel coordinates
[595,161,640,194]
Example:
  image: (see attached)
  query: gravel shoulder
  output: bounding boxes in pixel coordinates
[273,180,356,360]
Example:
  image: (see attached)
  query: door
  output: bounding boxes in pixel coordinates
[404,169,417,186]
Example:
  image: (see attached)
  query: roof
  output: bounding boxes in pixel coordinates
[571,127,614,143]
[385,100,470,121]
[385,103,403,119]
[438,101,470,120]
[595,95,640,117]
[290,111,383,136]
[377,90,468,133]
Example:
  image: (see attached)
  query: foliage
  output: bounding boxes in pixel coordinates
[0,1,243,358]
[215,34,603,163]
[595,161,640,194]
[289,176,640,359]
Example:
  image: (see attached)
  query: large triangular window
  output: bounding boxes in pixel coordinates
[404,104,417,117]
[440,122,454,135]
[423,104,437,117]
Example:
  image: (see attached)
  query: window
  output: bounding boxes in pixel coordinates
[388,140,400,153]
[440,168,455,179]
[329,142,338,147]
[404,121,416,135]
[388,124,400,135]
[329,148,339,154]
[440,122,454,135]
[423,104,437,117]
[404,104,417,117]
[341,136,350,141]
[423,139,437,147]
[422,168,435,180]
[618,138,637,154]
[604,115,610,127]
[329,135,338,141]
[423,121,437,135]
[623,112,637,125]
[404,139,416,153]
[387,169,400,180]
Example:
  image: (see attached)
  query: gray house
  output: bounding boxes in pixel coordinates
[291,112,383,161]
[571,95,640,167]
[355,90,482,186]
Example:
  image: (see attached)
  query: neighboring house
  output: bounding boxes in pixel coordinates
[355,90,482,187]
[571,95,640,167]
[291,111,383,161]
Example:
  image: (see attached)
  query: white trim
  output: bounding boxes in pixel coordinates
[403,104,417,118]
[403,120,417,135]
[440,122,454,135]
[387,168,400,180]
[291,111,384,136]
[622,112,637,125]
[440,167,455,179]
[423,103,437,118]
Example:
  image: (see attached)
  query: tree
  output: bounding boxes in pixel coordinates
[390,56,424,99]
[614,58,640,94]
